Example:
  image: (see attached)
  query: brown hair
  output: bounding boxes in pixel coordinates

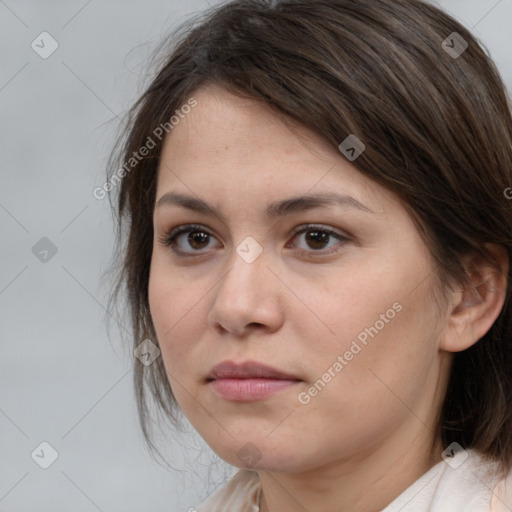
[104,0,512,477]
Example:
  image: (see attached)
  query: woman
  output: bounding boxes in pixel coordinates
[105,0,512,510]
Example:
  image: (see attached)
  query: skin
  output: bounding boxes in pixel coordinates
[148,84,508,512]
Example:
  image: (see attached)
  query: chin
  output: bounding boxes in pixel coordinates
[210,438,310,473]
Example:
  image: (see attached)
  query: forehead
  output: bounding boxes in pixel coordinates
[161,85,334,163]
[155,85,394,218]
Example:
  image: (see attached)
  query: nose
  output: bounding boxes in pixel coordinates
[207,243,285,337]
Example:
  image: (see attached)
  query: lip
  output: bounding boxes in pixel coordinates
[207,360,302,402]
[208,360,300,380]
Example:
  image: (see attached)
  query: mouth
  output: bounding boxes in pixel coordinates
[206,360,302,402]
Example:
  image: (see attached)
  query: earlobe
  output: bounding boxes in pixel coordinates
[440,243,509,353]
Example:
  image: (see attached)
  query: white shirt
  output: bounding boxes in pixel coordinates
[195,449,512,511]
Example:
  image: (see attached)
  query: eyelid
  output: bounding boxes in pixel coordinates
[288,223,345,238]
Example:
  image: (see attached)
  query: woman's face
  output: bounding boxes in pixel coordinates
[148,84,451,472]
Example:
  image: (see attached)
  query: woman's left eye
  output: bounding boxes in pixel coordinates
[157,223,349,257]
[287,224,349,255]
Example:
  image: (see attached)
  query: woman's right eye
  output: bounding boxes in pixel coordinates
[157,224,220,255]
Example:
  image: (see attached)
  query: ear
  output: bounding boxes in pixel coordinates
[440,243,509,353]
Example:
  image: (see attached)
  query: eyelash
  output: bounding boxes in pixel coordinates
[157,223,350,258]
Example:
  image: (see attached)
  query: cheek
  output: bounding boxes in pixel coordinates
[301,267,402,356]
[148,259,207,375]
[301,260,439,396]
[309,281,439,424]
[148,261,171,333]
[148,260,181,350]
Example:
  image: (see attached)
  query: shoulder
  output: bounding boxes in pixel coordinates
[489,461,512,512]
[194,469,261,512]
[427,449,512,512]
[382,449,511,512]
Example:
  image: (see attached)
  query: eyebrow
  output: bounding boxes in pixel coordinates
[154,191,376,220]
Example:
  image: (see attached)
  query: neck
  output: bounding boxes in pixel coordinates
[257,429,444,512]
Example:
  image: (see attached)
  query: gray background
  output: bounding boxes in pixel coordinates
[1,1,511,511]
